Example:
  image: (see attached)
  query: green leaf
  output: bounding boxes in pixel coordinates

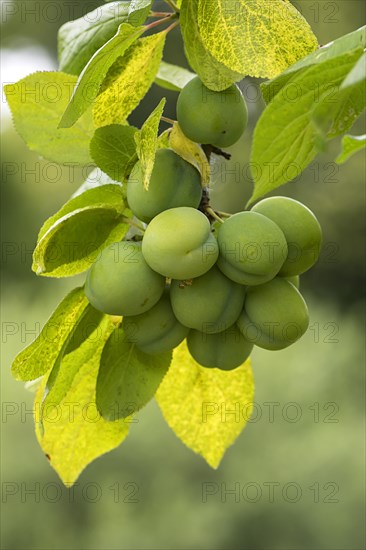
[33,185,129,277]
[156,340,254,468]
[127,0,153,25]
[59,23,145,129]
[71,168,122,198]
[311,55,365,147]
[90,124,137,181]
[41,308,111,418]
[93,31,167,127]
[58,2,133,75]
[96,327,171,420]
[180,0,243,91]
[135,98,166,189]
[169,122,210,186]
[12,288,89,381]
[336,134,366,164]
[4,72,95,164]
[37,185,124,241]
[34,317,129,486]
[197,0,318,79]
[155,61,195,91]
[249,49,364,204]
[262,26,366,103]
[340,52,366,91]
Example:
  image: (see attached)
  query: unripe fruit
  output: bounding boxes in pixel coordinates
[237,278,309,350]
[127,149,202,223]
[177,77,248,148]
[217,211,288,285]
[187,325,253,370]
[170,266,245,333]
[85,241,165,316]
[122,291,189,355]
[252,197,322,276]
[142,207,219,279]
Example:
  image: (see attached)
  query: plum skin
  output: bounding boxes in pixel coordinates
[217,211,288,285]
[122,290,189,355]
[85,241,165,316]
[237,278,309,350]
[177,77,248,148]
[170,266,245,333]
[127,149,202,223]
[142,207,219,280]
[187,325,253,370]
[252,196,322,276]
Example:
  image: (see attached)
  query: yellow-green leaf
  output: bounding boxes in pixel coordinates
[261,26,366,104]
[12,288,89,381]
[35,316,129,486]
[197,0,318,79]
[32,185,129,277]
[135,98,166,189]
[180,0,243,91]
[156,340,254,468]
[59,23,144,129]
[93,31,166,127]
[58,1,134,76]
[41,306,106,414]
[157,128,171,149]
[170,122,210,186]
[4,72,95,164]
[96,327,172,420]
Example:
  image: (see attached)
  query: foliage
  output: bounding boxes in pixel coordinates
[5,0,365,484]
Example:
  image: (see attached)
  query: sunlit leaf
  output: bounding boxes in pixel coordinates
[156,340,254,468]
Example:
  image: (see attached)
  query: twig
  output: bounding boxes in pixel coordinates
[164,0,180,12]
[201,144,232,161]
[164,19,180,33]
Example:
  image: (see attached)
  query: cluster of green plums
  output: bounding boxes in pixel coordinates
[84,77,322,371]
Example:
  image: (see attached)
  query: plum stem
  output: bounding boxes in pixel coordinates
[216,210,232,218]
[122,217,146,233]
[161,116,176,125]
[144,13,178,32]
[149,12,172,18]
[205,207,224,224]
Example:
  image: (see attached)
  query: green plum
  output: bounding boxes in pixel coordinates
[217,211,288,285]
[127,149,202,223]
[177,77,248,148]
[142,207,219,279]
[85,241,165,316]
[187,325,253,370]
[284,275,300,289]
[122,290,189,355]
[170,266,245,333]
[237,278,309,350]
[252,197,322,276]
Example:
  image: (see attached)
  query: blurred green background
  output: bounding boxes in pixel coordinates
[1,1,365,549]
